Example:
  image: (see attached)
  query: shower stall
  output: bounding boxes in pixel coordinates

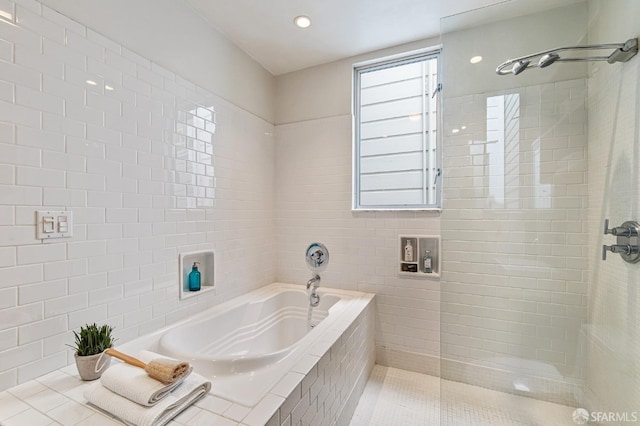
[439,0,639,422]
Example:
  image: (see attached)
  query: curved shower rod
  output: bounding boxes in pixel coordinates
[496,38,638,75]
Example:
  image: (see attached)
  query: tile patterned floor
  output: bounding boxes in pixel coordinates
[350,365,576,426]
[0,366,260,426]
[0,363,577,425]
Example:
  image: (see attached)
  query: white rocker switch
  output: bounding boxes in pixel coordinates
[58,216,68,233]
[43,216,55,233]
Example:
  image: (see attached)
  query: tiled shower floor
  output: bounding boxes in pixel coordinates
[350,365,576,426]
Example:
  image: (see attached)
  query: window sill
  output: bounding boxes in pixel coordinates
[352,207,442,212]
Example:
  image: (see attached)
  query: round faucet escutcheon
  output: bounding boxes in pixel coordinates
[305,242,329,273]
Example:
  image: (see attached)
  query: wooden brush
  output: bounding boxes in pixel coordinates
[104,348,190,384]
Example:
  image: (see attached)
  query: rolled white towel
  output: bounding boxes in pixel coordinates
[100,350,193,406]
[85,371,211,426]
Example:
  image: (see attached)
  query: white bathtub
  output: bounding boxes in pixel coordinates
[142,283,370,407]
[158,286,343,377]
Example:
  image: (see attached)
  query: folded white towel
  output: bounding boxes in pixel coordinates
[100,350,193,406]
[85,371,211,426]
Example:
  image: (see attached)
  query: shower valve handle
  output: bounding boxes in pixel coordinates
[602,220,640,263]
[603,219,638,237]
[602,244,640,261]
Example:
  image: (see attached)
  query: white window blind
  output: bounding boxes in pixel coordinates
[354,51,441,210]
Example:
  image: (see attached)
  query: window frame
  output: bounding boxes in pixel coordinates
[352,46,443,211]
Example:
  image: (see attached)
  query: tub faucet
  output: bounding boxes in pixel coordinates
[307,274,321,290]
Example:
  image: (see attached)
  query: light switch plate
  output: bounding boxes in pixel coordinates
[36,210,73,240]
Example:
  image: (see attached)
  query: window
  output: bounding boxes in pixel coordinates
[353,49,441,210]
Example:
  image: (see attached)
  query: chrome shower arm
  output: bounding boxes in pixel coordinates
[556,56,610,63]
[496,38,638,75]
[497,43,625,74]
[517,42,625,61]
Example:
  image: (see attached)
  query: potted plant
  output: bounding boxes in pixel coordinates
[68,323,116,381]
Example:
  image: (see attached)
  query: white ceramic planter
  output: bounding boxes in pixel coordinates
[74,352,111,381]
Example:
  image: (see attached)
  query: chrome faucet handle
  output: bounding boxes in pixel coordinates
[602,244,640,260]
[603,219,639,237]
[602,244,620,260]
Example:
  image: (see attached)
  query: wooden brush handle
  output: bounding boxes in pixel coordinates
[105,348,147,369]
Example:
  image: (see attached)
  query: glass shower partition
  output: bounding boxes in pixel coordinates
[440,0,640,423]
[439,1,591,423]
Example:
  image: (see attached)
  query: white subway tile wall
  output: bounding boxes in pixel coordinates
[441,79,588,405]
[0,0,275,390]
[275,115,441,365]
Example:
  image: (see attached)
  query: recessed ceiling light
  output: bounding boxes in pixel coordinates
[470,56,483,64]
[105,85,114,91]
[294,15,311,29]
[86,80,97,86]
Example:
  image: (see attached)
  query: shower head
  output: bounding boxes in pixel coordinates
[511,60,530,75]
[496,38,638,76]
[538,52,560,68]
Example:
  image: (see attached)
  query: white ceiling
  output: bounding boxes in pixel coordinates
[39,0,586,78]
[184,0,510,75]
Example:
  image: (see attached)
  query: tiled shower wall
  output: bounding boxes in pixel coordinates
[0,0,275,391]
[585,0,640,414]
[441,79,588,405]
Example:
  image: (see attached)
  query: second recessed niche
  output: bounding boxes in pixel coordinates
[399,235,440,279]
